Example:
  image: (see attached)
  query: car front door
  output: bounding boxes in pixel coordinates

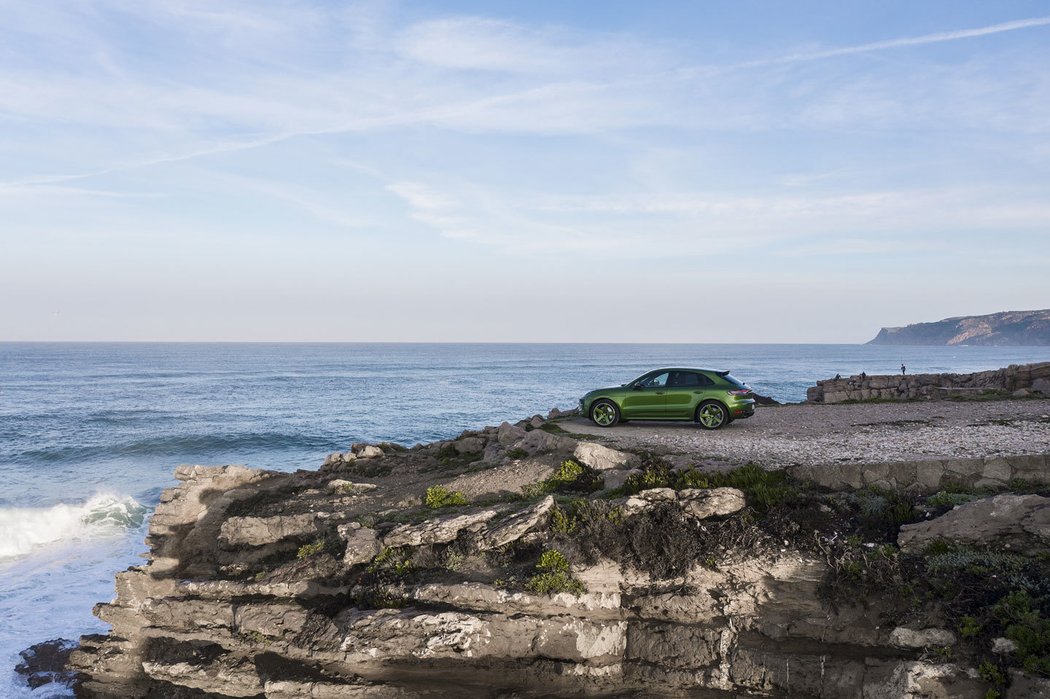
[665,371,715,418]
[621,371,670,418]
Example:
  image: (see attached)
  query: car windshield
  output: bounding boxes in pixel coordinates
[633,371,669,388]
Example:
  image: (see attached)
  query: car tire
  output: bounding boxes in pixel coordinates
[590,399,621,427]
[695,400,728,430]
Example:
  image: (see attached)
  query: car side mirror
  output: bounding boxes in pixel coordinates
[632,384,644,390]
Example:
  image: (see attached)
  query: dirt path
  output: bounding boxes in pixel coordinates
[558,399,1050,468]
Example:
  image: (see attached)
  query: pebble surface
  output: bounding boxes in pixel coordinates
[562,399,1050,467]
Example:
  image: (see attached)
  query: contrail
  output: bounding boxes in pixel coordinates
[741,15,1050,68]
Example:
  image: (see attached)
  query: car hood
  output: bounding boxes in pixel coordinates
[583,386,628,397]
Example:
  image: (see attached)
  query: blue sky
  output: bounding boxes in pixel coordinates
[2,1,1048,342]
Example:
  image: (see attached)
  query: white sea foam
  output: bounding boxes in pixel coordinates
[0,493,147,559]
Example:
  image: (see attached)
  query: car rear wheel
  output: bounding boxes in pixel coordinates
[695,401,728,430]
[590,399,620,427]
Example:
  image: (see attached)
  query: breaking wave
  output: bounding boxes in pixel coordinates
[0,493,147,559]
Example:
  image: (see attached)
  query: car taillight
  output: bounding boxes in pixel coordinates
[727,389,751,396]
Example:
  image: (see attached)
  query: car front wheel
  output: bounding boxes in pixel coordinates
[695,401,728,430]
[590,399,621,427]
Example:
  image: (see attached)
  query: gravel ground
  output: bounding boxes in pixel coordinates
[560,399,1050,468]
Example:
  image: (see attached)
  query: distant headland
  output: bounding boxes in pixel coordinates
[868,309,1050,346]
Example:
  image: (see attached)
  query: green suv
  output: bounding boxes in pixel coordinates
[579,368,756,429]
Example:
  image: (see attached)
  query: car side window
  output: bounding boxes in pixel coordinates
[670,371,714,387]
[669,371,698,387]
[640,372,669,388]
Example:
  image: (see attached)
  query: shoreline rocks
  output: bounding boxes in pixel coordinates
[49,402,1050,698]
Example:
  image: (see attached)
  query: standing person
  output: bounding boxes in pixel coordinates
[900,362,906,376]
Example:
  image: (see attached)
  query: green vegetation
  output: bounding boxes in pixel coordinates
[525,549,585,596]
[522,459,601,497]
[959,615,982,639]
[506,447,528,459]
[994,591,1050,675]
[549,498,624,535]
[616,461,796,512]
[238,629,270,646]
[424,485,469,509]
[296,540,325,559]
[367,546,413,577]
[926,491,981,509]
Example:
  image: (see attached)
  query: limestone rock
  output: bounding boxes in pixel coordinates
[454,437,485,454]
[898,494,1050,551]
[622,487,744,520]
[602,468,637,491]
[479,496,554,550]
[889,627,956,649]
[993,637,1018,655]
[338,523,382,566]
[623,487,677,515]
[355,445,383,459]
[15,638,77,689]
[573,441,636,471]
[327,479,378,495]
[444,460,557,500]
[511,428,575,456]
[219,514,319,547]
[338,608,627,665]
[678,487,746,520]
[497,422,527,446]
[383,510,498,548]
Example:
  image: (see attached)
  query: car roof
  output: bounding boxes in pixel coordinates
[645,367,729,374]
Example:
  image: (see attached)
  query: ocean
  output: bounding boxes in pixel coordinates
[1,342,1048,696]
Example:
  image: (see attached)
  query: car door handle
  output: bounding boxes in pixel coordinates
[655,391,664,395]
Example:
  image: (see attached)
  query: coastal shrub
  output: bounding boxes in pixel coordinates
[367,547,413,578]
[565,501,706,580]
[550,499,623,536]
[296,540,325,559]
[925,491,980,509]
[978,660,1006,689]
[522,459,601,497]
[525,549,585,596]
[424,485,469,509]
[817,537,909,609]
[506,447,528,459]
[959,615,982,639]
[617,462,796,512]
[994,591,1050,675]
[830,488,918,540]
[907,542,1050,678]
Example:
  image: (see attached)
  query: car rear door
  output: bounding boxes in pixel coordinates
[621,371,670,418]
[665,371,715,418]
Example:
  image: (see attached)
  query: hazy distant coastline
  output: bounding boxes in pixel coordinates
[868,309,1050,346]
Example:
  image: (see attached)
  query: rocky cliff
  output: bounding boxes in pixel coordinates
[68,412,1050,698]
[868,309,1050,346]
[806,361,1050,403]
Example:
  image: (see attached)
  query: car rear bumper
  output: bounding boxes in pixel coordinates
[729,398,756,419]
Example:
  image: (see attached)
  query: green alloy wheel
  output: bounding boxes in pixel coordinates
[590,400,620,427]
[696,401,728,430]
